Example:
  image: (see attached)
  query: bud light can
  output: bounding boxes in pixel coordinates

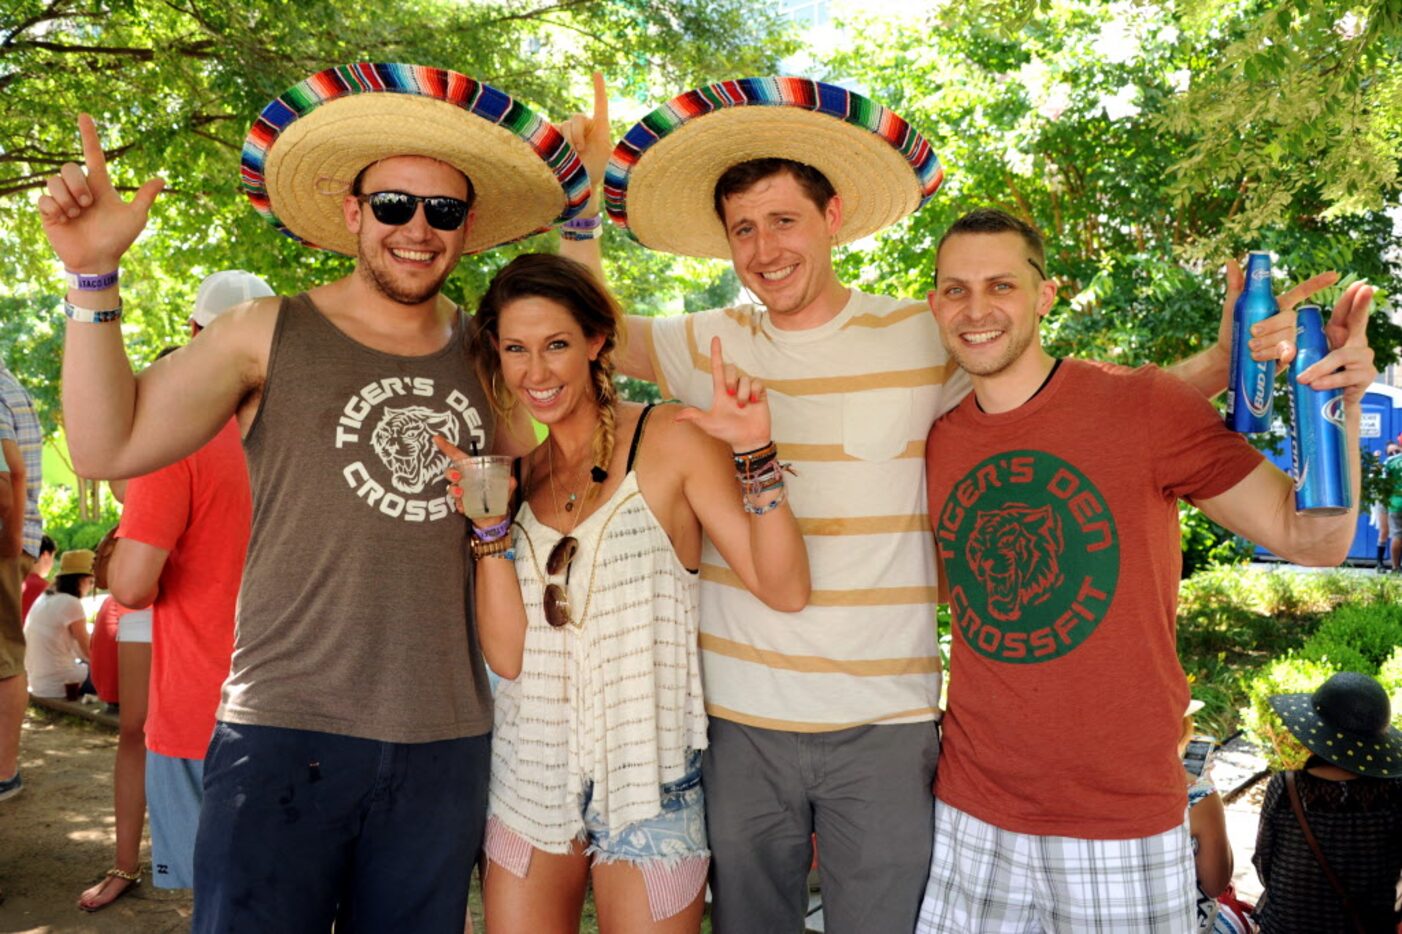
[1226,251,1277,433]
[1289,305,1351,516]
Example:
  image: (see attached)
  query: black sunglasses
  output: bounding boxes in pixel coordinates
[543,536,578,629]
[358,191,469,231]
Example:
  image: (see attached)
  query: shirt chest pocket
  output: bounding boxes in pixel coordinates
[841,388,914,462]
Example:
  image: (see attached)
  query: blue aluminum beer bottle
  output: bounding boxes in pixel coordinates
[1226,251,1277,433]
[1289,304,1351,516]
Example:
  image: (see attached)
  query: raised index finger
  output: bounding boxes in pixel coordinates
[708,336,728,393]
[78,113,112,190]
[591,71,608,127]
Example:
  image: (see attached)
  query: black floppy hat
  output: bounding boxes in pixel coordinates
[1269,672,1402,779]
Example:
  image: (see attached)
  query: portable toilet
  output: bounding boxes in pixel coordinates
[1253,383,1402,564]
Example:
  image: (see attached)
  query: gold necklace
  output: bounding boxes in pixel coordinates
[547,440,594,526]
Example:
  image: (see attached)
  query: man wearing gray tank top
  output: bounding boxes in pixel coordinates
[39,65,597,932]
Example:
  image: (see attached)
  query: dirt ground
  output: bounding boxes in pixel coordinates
[0,707,500,934]
[0,707,192,934]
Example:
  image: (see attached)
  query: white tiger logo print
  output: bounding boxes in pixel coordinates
[370,406,460,494]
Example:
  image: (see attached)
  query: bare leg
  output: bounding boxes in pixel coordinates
[483,840,590,934]
[1392,535,1401,571]
[0,672,27,780]
[78,640,150,910]
[592,858,706,934]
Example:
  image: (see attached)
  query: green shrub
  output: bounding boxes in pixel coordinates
[1299,639,1374,677]
[1310,604,1402,670]
[1242,656,1337,771]
[1378,647,1402,695]
[1179,503,1252,578]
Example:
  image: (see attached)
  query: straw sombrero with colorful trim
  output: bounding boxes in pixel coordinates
[603,76,943,259]
[241,63,590,256]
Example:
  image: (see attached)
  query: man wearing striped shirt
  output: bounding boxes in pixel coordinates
[1,358,44,802]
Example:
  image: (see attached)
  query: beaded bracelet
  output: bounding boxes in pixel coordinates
[63,299,123,324]
[743,485,789,516]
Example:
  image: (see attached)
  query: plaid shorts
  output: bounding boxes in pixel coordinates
[917,799,1195,934]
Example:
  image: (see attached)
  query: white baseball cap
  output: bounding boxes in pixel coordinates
[191,270,274,328]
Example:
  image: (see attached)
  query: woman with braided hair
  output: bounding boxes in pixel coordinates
[443,252,809,933]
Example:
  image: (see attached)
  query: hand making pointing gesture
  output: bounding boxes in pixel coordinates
[675,337,773,453]
[37,114,165,274]
[557,72,611,194]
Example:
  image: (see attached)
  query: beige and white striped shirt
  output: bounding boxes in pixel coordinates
[648,289,971,731]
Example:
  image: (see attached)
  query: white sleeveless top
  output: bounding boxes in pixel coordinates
[487,465,708,852]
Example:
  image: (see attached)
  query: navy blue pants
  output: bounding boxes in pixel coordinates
[192,721,490,933]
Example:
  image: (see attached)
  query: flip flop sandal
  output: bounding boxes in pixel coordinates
[79,867,142,912]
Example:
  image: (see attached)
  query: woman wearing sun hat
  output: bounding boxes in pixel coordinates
[23,549,96,699]
[1253,672,1402,933]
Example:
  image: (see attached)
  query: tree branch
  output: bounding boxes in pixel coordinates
[189,126,240,152]
[483,0,597,26]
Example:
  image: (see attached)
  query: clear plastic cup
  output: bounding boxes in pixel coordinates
[451,454,512,519]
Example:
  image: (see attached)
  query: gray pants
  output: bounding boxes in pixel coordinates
[702,718,940,934]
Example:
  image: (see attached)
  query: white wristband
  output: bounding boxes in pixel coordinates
[63,299,123,324]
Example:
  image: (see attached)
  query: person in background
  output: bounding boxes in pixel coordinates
[1179,699,1240,933]
[1,354,44,802]
[99,270,267,899]
[1378,443,1401,572]
[21,535,56,619]
[78,480,154,911]
[1253,672,1402,933]
[88,593,123,713]
[23,549,96,699]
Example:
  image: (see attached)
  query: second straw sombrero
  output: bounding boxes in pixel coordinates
[241,63,590,256]
[603,77,943,259]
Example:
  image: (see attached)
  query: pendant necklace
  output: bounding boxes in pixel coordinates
[547,441,594,524]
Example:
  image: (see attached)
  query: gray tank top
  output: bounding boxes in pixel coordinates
[217,293,493,742]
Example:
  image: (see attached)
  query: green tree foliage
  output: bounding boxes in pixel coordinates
[0,0,795,431]
[821,0,1399,373]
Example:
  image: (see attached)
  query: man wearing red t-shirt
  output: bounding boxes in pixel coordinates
[106,272,263,893]
[916,209,1375,933]
[20,535,55,620]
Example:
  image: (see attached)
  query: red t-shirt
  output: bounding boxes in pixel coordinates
[89,596,129,704]
[21,572,47,620]
[117,419,251,759]
[925,360,1263,839]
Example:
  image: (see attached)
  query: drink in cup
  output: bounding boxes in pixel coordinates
[451,454,512,519]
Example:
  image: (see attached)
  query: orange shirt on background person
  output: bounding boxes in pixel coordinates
[116,419,251,760]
